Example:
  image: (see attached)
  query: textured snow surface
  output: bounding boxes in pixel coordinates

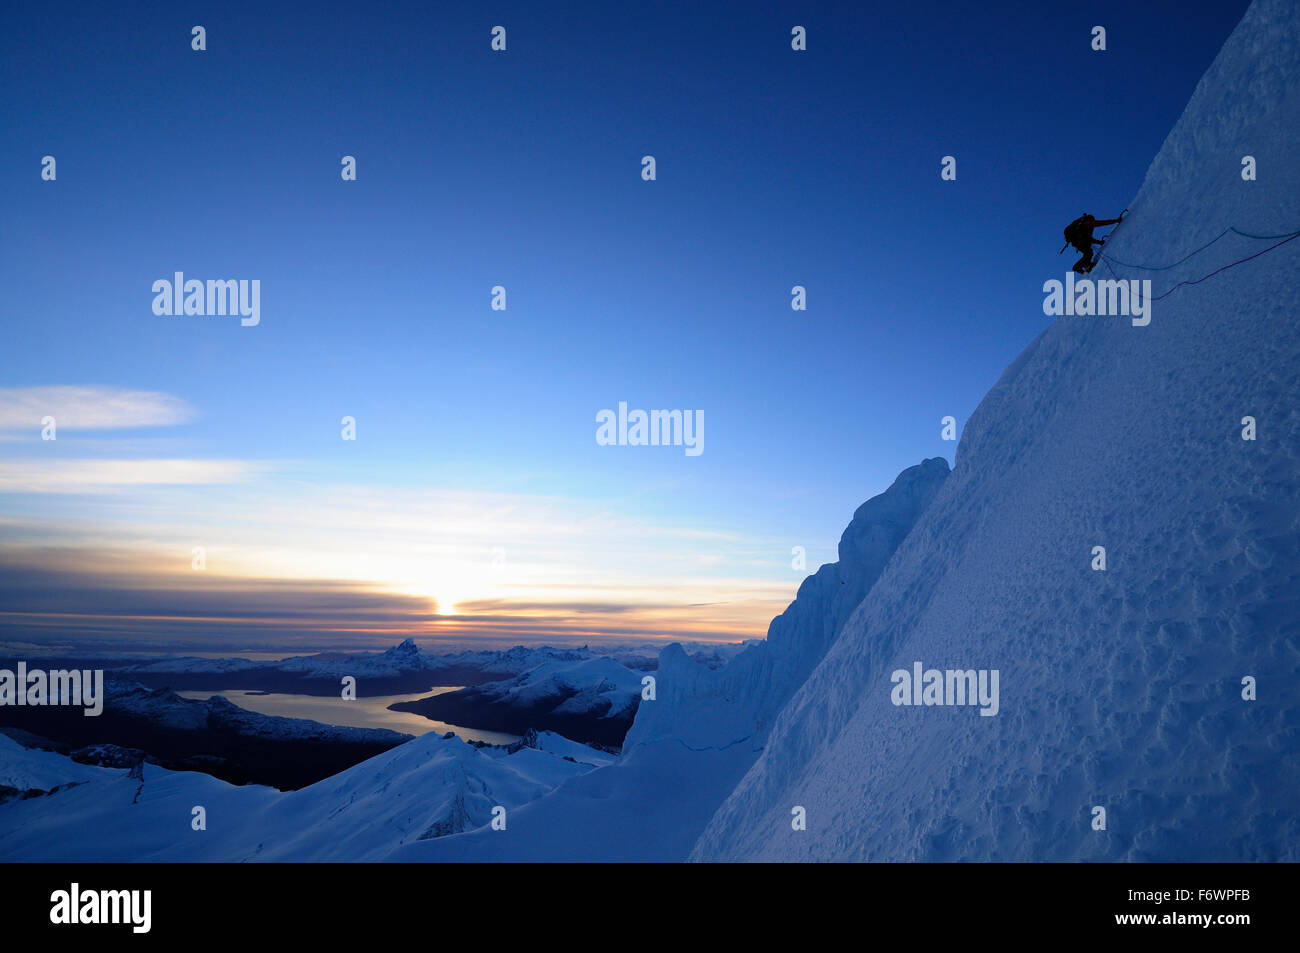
[692,0,1300,861]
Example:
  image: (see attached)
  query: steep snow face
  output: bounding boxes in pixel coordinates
[625,457,950,753]
[694,0,1300,862]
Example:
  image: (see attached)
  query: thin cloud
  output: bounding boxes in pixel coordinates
[0,385,195,430]
[0,458,270,493]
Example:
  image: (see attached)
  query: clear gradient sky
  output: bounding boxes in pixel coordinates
[0,0,1250,654]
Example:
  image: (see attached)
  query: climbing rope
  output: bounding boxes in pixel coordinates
[1096,221,1300,302]
[1100,225,1300,270]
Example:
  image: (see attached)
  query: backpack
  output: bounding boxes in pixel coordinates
[1063,214,1094,246]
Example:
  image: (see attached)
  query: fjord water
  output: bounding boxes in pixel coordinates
[177,686,520,744]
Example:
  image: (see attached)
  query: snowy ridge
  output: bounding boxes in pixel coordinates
[481,656,642,719]
[0,728,611,861]
[692,0,1300,862]
[387,654,644,746]
[625,457,950,753]
[509,729,618,767]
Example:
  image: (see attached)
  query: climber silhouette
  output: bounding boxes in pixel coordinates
[1062,212,1124,274]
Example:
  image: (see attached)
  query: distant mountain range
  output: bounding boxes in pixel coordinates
[103,639,635,696]
[0,640,742,787]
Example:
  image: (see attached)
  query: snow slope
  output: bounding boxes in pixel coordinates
[388,738,759,862]
[509,729,618,767]
[0,728,610,861]
[0,733,108,795]
[692,0,1300,862]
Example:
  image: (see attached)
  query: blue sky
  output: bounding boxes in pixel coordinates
[0,0,1250,653]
